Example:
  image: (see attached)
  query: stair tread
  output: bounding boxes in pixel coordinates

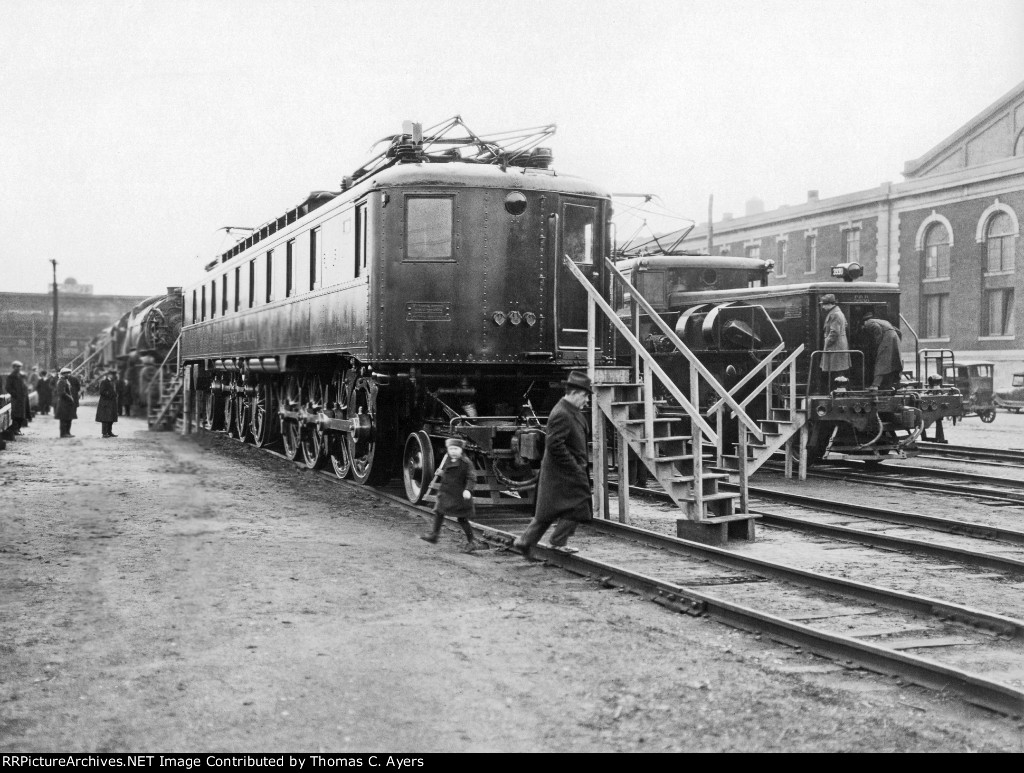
[652,454,694,463]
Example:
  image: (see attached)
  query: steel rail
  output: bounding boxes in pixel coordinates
[486,519,1024,716]
[722,484,1024,546]
[229,437,1024,714]
[631,482,1024,577]
[916,442,1024,465]
[761,462,1024,504]
[752,511,1024,575]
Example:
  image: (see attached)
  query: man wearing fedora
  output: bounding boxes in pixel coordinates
[514,370,592,558]
[818,294,850,392]
[5,361,28,437]
[96,369,119,438]
[54,367,78,438]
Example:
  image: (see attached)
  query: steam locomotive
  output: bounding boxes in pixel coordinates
[81,291,183,410]
[179,119,612,500]
[612,255,963,462]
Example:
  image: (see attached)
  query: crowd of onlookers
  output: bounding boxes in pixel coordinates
[2,360,132,443]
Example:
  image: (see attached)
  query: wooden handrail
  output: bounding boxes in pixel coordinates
[707,342,786,413]
[605,259,763,437]
[562,255,721,444]
[735,345,804,411]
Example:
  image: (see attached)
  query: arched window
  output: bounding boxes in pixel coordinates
[923,222,950,279]
[986,211,1015,272]
[1016,130,1024,156]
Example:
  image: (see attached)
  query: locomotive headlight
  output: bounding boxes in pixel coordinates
[816,404,829,417]
[504,191,527,216]
[509,310,523,325]
[492,311,507,326]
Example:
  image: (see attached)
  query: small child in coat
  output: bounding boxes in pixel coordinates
[421,438,483,552]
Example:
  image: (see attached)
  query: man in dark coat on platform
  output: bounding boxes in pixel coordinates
[36,370,52,415]
[5,361,28,436]
[55,367,77,438]
[115,373,130,416]
[861,310,904,390]
[96,370,119,437]
[514,370,592,558]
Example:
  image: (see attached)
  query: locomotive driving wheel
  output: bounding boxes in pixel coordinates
[205,388,225,431]
[235,379,253,442]
[402,431,436,504]
[224,377,239,438]
[347,375,392,485]
[280,375,304,461]
[251,379,279,448]
[299,375,328,470]
[326,369,352,479]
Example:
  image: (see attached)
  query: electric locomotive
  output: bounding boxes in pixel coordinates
[179,119,612,501]
[613,255,963,462]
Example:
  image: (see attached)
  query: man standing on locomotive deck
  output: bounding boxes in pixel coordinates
[861,309,904,390]
[819,294,850,391]
[513,371,592,558]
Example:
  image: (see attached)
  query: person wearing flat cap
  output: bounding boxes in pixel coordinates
[95,369,119,438]
[514,370,593,558]
[54,367,78,438]
[860,308,904,390]
[420,437,483,552]
[818,294,850,392]
[5,361,28,437]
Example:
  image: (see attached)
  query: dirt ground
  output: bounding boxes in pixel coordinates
[2,407,1023,752]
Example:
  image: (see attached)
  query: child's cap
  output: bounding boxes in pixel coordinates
[445,437,466,449]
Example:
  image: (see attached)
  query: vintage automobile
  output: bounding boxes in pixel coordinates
[944,360,996,422]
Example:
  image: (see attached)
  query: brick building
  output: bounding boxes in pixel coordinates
[680,79,1024,388]
[0,279,147,372]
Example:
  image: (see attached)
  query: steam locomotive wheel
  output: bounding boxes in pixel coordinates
[205,390,225,431]
[235,388,253,442]
[402,431,435,504]
[251,380,279,448]
[347,377,390,485]
[280,375,304,461]
[327,371,352,479]
[224,381,239,438]
[300,375,327,470]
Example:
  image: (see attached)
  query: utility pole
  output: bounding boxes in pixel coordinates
[707,194,714,254]
[50,259,58,371]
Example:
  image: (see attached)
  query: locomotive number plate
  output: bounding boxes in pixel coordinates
[406,302,451,322]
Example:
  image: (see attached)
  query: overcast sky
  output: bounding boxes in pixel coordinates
[1,0,1022,296]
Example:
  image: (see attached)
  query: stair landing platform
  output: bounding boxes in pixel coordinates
[676,514,759,547]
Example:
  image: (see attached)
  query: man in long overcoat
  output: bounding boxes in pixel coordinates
[96,370,119,437]
[36,370,53,415]
[514,371,592,557]
[861,310,904,390]
[818,294,850,391]
[54,368,78,438]
[5,361,27,436]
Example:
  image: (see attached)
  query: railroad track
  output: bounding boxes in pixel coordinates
[200,429,1024,716]
[763,459,1024,504]
[916,441,1024,467]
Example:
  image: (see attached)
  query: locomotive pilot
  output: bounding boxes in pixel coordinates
[818,294,850,392]
[420,437,483,552]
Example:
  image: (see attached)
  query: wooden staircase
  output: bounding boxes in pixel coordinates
[148,372,183,431]
[146,336,182,432]
[593,374,756,543]
[566,256,770,545]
